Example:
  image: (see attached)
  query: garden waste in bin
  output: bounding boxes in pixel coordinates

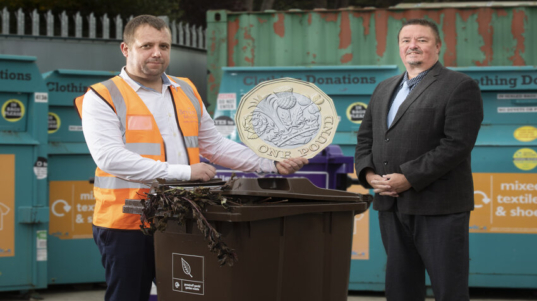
[124,177,371,301]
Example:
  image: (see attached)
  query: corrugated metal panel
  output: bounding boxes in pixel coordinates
[206,5,537,112]
[392,2,537,9]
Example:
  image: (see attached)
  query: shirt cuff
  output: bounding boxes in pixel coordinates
[167,164,191,181]
[255,159,278,175]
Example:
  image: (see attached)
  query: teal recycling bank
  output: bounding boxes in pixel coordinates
[0,56,116,292]
[350,67,537,291]
[450,66,537,289]
[43,69,116,285]
[214,65,537,291]
[0,55,49,292]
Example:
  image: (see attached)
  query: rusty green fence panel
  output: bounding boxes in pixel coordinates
[207,2,537,113]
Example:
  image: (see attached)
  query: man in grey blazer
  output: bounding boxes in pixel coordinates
[354,19,483,300]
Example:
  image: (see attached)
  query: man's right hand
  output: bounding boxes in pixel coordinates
[190,163,216,182]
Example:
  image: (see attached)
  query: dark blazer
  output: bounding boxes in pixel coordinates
[354,62,483,215]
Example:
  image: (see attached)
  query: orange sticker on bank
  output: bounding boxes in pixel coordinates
[349,171,370,260]
[49,181,96,239]
[352,210,370,260]
[0,155,15,257]
[471,173,537,234]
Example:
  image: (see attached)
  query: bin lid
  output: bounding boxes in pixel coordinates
[155,178,227,187]
[221,177,367,202]
[42,69,119,106]
[123,178,372,222]
[0,54,48,93]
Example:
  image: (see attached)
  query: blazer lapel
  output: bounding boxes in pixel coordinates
[388,63,442,130]
[378,74,404,132]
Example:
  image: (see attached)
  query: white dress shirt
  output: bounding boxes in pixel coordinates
[81,68,277,182]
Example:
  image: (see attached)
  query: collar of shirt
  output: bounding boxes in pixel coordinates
[400,62,437,92]
[119,67,180,93]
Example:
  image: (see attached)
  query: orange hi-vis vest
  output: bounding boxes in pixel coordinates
[74,75,203,230]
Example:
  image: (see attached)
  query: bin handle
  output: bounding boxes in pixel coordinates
[511,99,537,105]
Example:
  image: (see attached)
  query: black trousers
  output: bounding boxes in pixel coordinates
[378,207,470,301]
[93,225,155,301]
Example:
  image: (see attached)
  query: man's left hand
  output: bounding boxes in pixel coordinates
[276,157,309,175]
[381,173,412,195]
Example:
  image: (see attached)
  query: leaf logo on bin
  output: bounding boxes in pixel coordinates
[181,258,193,278]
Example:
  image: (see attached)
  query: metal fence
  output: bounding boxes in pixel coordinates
[0,7,206,49]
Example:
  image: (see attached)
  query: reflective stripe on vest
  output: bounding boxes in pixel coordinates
[125,143,161,156]
[184,136,199,149]
[94,176,150,190]
[101,79,127,141]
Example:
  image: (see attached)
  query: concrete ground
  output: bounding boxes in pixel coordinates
[0,285,536,301]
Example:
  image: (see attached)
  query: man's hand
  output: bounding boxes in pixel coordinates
[276,157,309,175]
[190,163,216,182]
[366,169,398,197]
[382,173,411,195]
[365,170,411,197]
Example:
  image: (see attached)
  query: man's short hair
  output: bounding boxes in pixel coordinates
[123,15,170,45]
[397,19,441,44]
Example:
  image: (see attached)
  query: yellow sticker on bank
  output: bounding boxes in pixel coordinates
[48,112,61,134]
[346,102,368,124]
[513,148,537,171]
[514,126,537,142]
[2,99,25,122]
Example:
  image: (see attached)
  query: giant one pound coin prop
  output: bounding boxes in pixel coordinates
[235,78,339,160]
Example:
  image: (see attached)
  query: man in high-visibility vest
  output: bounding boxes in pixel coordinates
[76,15,308,301]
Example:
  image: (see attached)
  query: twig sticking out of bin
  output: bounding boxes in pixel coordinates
[139,184,239,267]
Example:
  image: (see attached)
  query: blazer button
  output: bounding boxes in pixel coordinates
[384,161,388,165]
[385,138,390,142]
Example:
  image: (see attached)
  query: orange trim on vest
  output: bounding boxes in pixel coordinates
[76,76,203,230]
[169,77,202,163]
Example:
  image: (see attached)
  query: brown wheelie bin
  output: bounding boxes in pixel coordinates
[124,177,371,301]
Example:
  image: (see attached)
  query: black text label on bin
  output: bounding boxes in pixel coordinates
[347,102,367,124]
[2,99,25,122]
[172,253,204,295]
[214,115,236,137]
[48,112,61,134]
[33,157,48,180]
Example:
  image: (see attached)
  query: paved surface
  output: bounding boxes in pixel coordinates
[0,284,536,301]
[346,288,537,301]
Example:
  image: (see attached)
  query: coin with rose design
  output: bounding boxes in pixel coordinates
[235,77,339,160]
